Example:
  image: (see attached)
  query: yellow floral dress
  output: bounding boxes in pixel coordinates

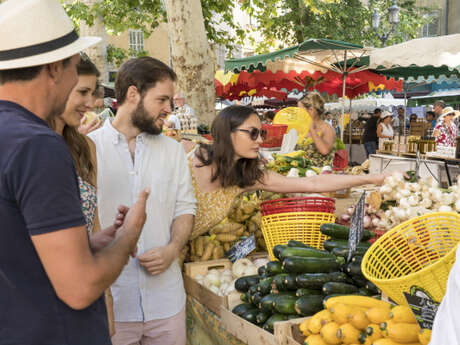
[188,159,242,240]
[298,131,335,167]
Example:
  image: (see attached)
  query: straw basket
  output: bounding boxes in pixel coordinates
[361,212,460,305]
[261,212,335,260]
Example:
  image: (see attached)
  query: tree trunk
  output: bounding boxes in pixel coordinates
[164,0,216,125]
[79,0,108,82]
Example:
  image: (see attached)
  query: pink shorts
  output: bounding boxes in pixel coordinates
[111,307,185,345]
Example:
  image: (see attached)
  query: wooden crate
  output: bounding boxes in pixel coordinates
[221,307,279,345]
[274,317,309,345]
[183,258,239,317]
[184,253,269,316]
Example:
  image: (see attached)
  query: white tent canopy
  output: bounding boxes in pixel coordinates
[325,98,405,113]
[369,34,460,70]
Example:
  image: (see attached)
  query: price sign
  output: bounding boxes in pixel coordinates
[226,234,256,263]
[347,192,366,262]
[404,292,440,330]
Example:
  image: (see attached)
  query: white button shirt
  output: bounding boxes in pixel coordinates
[89,120,196,321]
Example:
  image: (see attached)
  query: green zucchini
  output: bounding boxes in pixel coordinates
[351,255,363,264]
[279,246,335,260]
[365,281,380,295]
[263,314,288,333]
[358,287,373,296]
[240,292,250,303]
[266,261,283,276]
[234,275,260,292]
[248,284,259,295]
[258,277,274,294]
[296,272,348,289]
[251,292,264,306]
[273,274,290,291]
[322,282,359,295]
[256,311,272,325]
[287,240,310,248]
[242,309,259,324]
[351,276,367,288]
[296,288,323,297]
[346,260,363,277]
[294,295,324,316]
[232,303,255,316]
[323,239,371,252]
[273,245,287,260]
[287,314,300,320]
[331,246,368,258]
[284,274,298,290]
[273,294,297,314]
[258,265,267,277]
[283,256,345,273]
[259,293,277,312]
[320,223,374,241]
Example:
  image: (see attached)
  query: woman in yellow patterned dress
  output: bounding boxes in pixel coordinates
[187,105,387,239]
[297,92,335,167]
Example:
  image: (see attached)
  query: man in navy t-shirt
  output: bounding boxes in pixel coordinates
[0,1,149,344]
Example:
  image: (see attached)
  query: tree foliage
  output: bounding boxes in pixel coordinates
[62,0,241,50]
[238,0,434,53]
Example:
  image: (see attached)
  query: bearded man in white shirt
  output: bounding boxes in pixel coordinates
[89,57,196,345]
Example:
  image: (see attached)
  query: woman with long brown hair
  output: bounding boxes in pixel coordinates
[187,105,388,240]
[49,56,117,335]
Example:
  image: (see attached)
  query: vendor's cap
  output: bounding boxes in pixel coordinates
[0,0,101,70]
[380,111,393,119]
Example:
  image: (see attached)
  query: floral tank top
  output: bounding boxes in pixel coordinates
[78,176,97,234]
[188,159,241,240]
[298,131,335,167]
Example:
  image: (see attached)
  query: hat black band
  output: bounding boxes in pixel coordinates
[0,30,79,62]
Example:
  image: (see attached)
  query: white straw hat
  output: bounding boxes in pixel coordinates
[380,111,392,119]
[0,0,101,70]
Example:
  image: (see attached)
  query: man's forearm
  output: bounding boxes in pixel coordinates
[170,214,194,253]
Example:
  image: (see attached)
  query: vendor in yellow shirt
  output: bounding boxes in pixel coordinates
[297,92,336,167]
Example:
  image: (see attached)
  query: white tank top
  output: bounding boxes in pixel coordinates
[381,123,394,138]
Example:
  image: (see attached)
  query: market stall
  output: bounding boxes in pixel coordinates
[184,165,460,345]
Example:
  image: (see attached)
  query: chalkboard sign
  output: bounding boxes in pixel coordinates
[226,234,256,263]
[403,292,440,330]
[347,192,366,262]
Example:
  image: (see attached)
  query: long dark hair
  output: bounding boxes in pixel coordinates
[196,105,264,188]
[49,57,100,185]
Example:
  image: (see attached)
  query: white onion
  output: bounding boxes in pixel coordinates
[372,217,380,227]
[347,206,355,215]
[341,214,351,222]
[363,215,371,228]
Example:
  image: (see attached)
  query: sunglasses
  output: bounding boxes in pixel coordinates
[235,128,267,141]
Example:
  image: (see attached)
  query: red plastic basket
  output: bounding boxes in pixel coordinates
[260,124,288,148]
[261,197,335,216]
[333,149,348,171]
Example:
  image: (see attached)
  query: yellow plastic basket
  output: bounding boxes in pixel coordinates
[361,212,460,305]
[261,212,335,260]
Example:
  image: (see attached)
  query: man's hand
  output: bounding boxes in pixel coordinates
[78,114,102,135]
[138,244,178,276]
[89,205,129,252]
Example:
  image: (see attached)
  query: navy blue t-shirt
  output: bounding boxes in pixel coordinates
[0,101,110,345]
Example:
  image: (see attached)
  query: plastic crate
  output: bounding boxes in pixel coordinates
[261,197,335,216]
[333,149,348,171]
[260,124,288,148]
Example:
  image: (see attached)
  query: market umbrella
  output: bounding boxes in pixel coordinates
[367,33,460,130]
[226,39,373,139]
